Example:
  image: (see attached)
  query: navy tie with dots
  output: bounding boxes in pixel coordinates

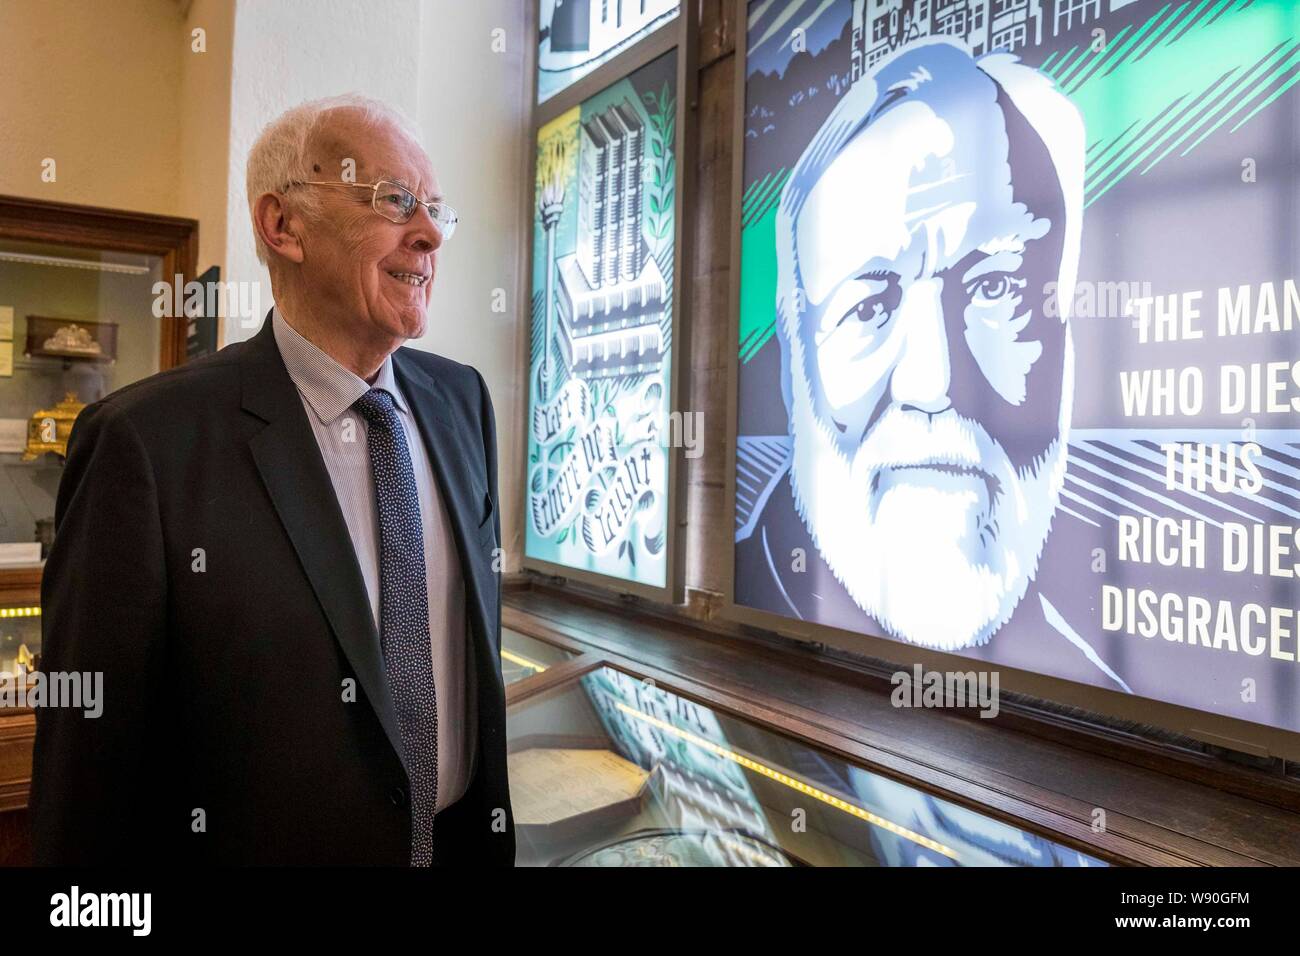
[353,387,437,867]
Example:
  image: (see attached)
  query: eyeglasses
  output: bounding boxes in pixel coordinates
[285,179,459,239]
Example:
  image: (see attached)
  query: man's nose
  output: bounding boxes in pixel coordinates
[889,277,951,417]
[404,205,443,252]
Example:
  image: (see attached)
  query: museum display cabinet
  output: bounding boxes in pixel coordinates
[508,658,1107,866]
[0,195,198,865]
[500,576,1300,868]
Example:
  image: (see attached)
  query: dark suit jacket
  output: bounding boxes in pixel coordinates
[29,313,515,865]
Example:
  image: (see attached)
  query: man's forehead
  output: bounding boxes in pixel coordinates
[794,96,1032,302]
[307,110,436,189]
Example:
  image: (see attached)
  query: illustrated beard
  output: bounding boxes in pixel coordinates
[786,352,1070,652]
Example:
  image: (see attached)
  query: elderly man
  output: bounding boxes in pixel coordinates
[737,40,1126,689]
[30,94,514,865]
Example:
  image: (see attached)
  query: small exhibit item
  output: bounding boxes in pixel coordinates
[25,316,117,363]
[508,746,648,826]
[22,392,86,460]
[0,542,42,567]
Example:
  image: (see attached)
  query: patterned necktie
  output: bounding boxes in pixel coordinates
[353,387,437,867]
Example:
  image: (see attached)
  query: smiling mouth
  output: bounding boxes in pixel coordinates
[386,270,429,287]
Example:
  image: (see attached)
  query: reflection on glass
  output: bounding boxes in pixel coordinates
[500,627,576,686]
[507,665,1107,867]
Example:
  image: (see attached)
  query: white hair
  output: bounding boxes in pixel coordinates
[978,51,1085,325]
[245,94,423,264]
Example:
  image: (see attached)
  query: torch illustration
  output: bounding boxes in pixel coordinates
[537,138,569,403]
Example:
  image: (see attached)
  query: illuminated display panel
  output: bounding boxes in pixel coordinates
[733,0,1300,733]
[525,51,678,589]
[536,0,681,104]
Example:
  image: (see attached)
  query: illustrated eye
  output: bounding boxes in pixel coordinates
[967,273,1026,304]
[850,299,888,324]
[839,275,900,329]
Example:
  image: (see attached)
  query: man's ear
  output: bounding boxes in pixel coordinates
[253,192,306,264]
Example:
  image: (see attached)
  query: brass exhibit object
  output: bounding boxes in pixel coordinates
[22,392,86,460]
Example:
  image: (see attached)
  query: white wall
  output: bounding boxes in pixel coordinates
[414,1,528,570]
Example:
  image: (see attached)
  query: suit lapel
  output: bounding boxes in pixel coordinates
[392,351,494,664]
[239,313,406,766]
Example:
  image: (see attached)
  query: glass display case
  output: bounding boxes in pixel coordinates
[501,626,577,686]
[0,237,172,564]
[507,664,1106,867]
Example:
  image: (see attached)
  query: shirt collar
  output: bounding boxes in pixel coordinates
[271,307,409,425]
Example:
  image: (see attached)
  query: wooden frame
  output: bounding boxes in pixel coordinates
[0,195,198,370]
[518,1,697,604]
[499,602,1158,866]
[716,0,1300,765]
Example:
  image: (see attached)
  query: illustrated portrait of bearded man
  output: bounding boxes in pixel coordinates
[738,39,1127,691]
